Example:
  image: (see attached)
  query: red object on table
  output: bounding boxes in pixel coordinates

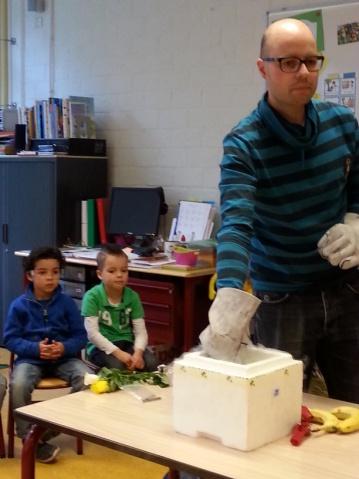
[290,405,313,446]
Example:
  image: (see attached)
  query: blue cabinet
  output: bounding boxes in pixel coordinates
[0,155,107,344]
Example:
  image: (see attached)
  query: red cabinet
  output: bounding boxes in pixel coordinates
[128,276,183,354]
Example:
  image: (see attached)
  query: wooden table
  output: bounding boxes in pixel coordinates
[16,387,359,479]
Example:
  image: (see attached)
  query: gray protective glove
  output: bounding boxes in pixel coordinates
[199,287,261,362]
[318,213,359,269]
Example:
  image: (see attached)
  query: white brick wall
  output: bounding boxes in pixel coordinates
[8,0,354,236]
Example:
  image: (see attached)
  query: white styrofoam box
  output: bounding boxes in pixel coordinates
[172,346,303,451]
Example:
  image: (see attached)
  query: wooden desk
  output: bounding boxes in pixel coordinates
[16,388,359,479]
[15,251,215,354]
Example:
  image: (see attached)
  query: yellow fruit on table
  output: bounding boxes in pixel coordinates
[90,379,110,394]
[331,406,359,434]
[308,408,339,432]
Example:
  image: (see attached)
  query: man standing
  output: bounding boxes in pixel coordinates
[201,18,359,403]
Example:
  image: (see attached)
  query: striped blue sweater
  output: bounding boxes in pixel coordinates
[216,95,359,292]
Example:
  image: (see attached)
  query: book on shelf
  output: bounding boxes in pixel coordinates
[96,198,108,245]
[42,100,51,139]
[68,96,96,139]
[81,200,88,247]
[25,107,35,141]
[49,97,64,139]
[34,100,44,139]
[87,198,97,247]
[62,98,70,139]
[81,198,99,247]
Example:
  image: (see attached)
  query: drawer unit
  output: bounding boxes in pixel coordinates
[60,280,86,299]
[62,265,86,282]
[61,264,99,308]
[128,276,182,348]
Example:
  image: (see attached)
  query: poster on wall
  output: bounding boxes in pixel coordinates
[323,72,356,114]
[268,2,359,119]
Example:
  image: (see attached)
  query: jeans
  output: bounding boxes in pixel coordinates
[11,358,91,438]
[89,340,159,371]
[253,271,359,402]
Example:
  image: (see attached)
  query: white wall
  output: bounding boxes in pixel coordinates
[8,0,358,236]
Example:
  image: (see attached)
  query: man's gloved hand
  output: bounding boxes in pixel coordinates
[318,213,359,269]
[199,287,261,362]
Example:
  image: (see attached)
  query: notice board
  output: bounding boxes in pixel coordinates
[268,2,359,118]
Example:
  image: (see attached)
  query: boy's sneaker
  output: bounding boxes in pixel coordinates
[36,442,60,463]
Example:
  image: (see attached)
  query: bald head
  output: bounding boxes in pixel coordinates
[260,18,316,57]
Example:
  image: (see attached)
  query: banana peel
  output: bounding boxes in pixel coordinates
[309,408,339,433]
[331,406,359,434]
[308,406,359,435]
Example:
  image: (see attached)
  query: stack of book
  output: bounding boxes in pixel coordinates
[37,144,57,155]
[81,198,108,248]
[129,254,176,269]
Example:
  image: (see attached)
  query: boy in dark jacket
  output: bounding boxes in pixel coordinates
[3,246,90,463]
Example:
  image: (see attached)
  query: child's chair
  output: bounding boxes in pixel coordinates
[7,352,83,458]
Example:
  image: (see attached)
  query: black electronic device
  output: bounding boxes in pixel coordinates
[107,186,167,255]
[15,124,26,152]
[30,138,107,156]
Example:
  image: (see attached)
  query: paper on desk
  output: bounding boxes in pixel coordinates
[120,384,161,402]
[130,256,176,268]
[61,248,100,259]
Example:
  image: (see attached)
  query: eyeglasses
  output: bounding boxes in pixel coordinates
[261,56,324,73]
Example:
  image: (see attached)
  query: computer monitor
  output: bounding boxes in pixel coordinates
[107,186,165,238]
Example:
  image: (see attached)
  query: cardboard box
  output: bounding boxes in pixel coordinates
[172,346,302,451]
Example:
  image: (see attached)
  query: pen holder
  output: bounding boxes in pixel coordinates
[173,249,199,266]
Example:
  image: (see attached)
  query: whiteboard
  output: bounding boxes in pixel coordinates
[268,2,359,118]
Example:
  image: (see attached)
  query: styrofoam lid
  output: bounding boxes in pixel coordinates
[174,346,301,377]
